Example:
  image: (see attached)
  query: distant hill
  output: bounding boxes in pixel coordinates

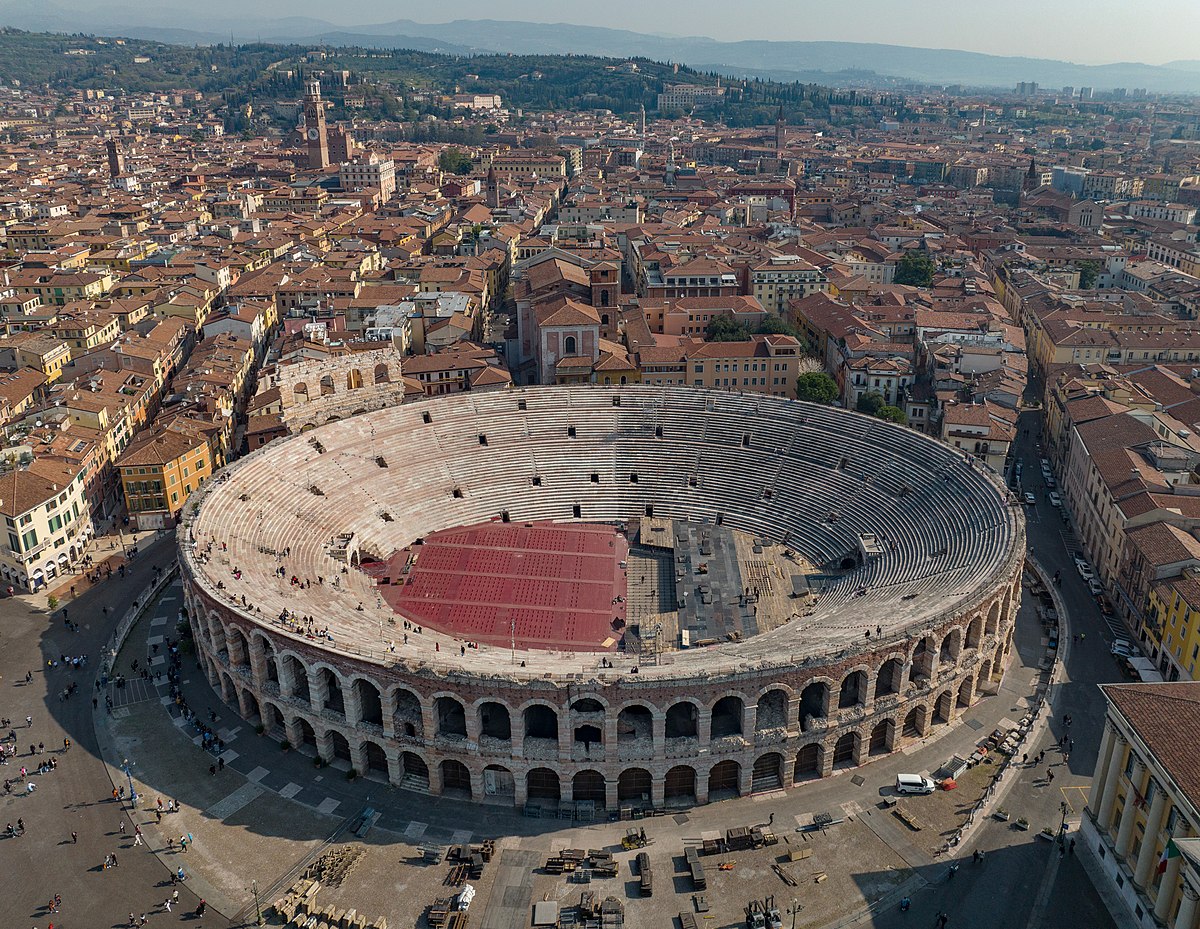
[1,6,1198,93]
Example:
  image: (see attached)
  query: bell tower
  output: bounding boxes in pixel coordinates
[304,79,329,170]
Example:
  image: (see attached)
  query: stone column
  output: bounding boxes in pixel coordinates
[308,669,325,715]
[1156,825,1192,922]
[381,691,396,739]
[248,637,267,689]
[1088,723,1118,815]
[695,771,710,805]
[510,710,525,760]
[698,709,712,746]
[513,772,528,808]
[343,682,362,727]
[651,773,665,808]
[739,762,753,797]
[1096,736,1127,829]
[314,730,334,764]
[277,657,296,700]
[605,777,619,811]
[1134,784,1169,888]
[780,754,796,786]
[743,703,757,737]
[384,748,402,787]
[1115,761,1146,857]
[1176,881,1200,929]
[284,716,304,749]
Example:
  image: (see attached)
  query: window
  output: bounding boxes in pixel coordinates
[564,335,578,355]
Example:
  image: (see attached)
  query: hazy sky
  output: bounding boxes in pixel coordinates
[71,0,1200,65]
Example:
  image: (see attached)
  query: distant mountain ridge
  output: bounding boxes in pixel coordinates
[1,4,1198,93]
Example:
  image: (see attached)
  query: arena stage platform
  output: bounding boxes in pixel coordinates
[365,520,629,651]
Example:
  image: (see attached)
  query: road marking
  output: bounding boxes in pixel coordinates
[317,797,340,815]
[278,782,302,799]
[246,766,269,782]
[404,821,428,839]
[205,782,263,819]
[451,829,472,844]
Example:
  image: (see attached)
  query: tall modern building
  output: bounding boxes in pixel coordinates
[303,80,329,170]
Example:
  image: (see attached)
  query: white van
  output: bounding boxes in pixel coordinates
[895,773,936,795]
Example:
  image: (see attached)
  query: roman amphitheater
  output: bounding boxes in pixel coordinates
[178,385,1025,811]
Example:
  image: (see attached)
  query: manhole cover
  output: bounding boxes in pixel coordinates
[673,813,690,825]
[966,718,985,731]
[850,775,866,787]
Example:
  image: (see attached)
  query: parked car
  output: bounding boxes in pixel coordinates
[1049,491,1062,507]
[1045,475,1057,488]
[1111,639,1135,658]
[1076,561,1095,580]
[1023,492,1036,505]
[1088,577,1103,596]
[895,773,937,795]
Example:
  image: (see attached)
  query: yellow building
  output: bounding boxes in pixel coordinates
[1146,573,1200,681]
[0,332,71,382]
[117,422,214,530]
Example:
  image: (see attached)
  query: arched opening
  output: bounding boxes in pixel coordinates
[832,732,860,769]
[939,630,961,666]
[711,696,744,738]
[479,701,511,741]
[400,751,429,790]
[241,690,261,725]
[440,760,472,798]
[374,363,390,385]
[755,690,788,732]
[838,671,868,709]
[219,672,236,706]
[869,719,894,756]
[794,744,822,781]
[526,767,561,802]
[319,374,335,396]
[957,677,973,709]
[600,290,610,308]
[571,697,604,713]
[985,600,1000,636]
[707,760,741,800]
[354,679,383,726]
[933,691,953,725]
[574,724,602,751]
[664,765,696,806]
[910,637,935,684]
[799,682,829,731]
[902,706,926,739]
[618,767,652,803]
[328,730,352,764]
[319,668,345,717]
[392,688,422,739]
[572,770,606,807]
[965,616,983,649]
[346,368,363,390]
[564,335,578,355]
[977,659,994,694]
[292,382,308,402]
[296,717,317,751]
[435,696,467,739]
[524,704,559,742]
[483,764,514,803]
[228,628,249,668]
[362,740,388,777]
[875,658,903,700]
[264,653,279,685]
[665,701,698,739]
[751,752,784,792]
[262,702,284,735]
[617,705,652,743]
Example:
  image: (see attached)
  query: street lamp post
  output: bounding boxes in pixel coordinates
[252,879,263,926]
[121,757,138,806]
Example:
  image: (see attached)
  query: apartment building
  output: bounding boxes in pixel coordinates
[0,460,92,592]
[117,420,214,530]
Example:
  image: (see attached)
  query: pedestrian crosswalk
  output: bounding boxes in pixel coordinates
[107,677,157,708]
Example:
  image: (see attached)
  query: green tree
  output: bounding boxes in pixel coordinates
[856,391,885,416]
[1077,260,1101,289]
[704,315,751,342]
[795,372,839,405]
[755,314,797,337]
[437,147,473,175]
[893,251,936,287]
[876,405,907,424]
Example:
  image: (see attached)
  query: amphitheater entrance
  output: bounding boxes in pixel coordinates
[482,765,515,803]
[436,696,468,739]
[751,752,784,792]
[755,690,788,733]
[708,760,741,800]
[479,702,511,741]
[618,768,652,804]
[401,752,430,791]
[664,765,696,806]
[957,678,973,709]
[711,696,744,738]
[910,637,935,684]
[354,680,383,726]
[869,719,894,756]
[263,703,285,735]
[524,705,559,742]
[320,669,345,717]
[285,657,310,704]
[242,691,261,726]
[875,658,903,700]
[362,741,388,779]
[526,768,561,803]
[977,659,994,694]
[832,732,860,769]
[933,691,953,725]
[440,760,472,799]
[296,718,317,753]
[328,731,352,767]
[794,744,822,781]
[665,702,698,739]
[573,770,606,808]
[617,705,652,744]
[838,671,868,709]
[799,682,828,731]
[902,706,926,739]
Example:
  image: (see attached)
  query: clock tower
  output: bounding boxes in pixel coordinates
[303,79,329,170]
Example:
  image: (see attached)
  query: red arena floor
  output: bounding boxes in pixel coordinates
[368,520,629,651]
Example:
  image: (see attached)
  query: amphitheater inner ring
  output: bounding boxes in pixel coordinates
[180,385,1025,807]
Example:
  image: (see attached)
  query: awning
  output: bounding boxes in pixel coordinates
[56,553,69,564]
[31,570,44,579]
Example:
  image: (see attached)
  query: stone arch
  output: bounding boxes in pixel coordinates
[933,690,953,725]
[483,764,514,803]
[360,739,388,777]
[711,695,745,738]
[400,751,429,789]
[240,688,261,725]
[292,382,309,403]
[218,671,236,706]
[910,636,935,684]
[435,695,467,739]
[875,656,904,699]
[986,599,1001,636]
[832,731,860,768]
[664,765,696,805]
[478,701,512,741]
[570,696,606,713]
[440,759,472,798]
[708,759,741,799]
[755,689,789,732]
[752,752,784,791]
[618,767,652,803]
[391,686,422,738]
[794,743,824,781]
[957,676,974,709]
[319,374,335,397]
[939,629,962,666]
[283,654,310,704]
[295,716,317,751]
[838,668,869,709]
[573,770,606,806]
[327,730,352,764]
[564,334,578,355]
[977,658,993,694]
[526,767,561,802]
[617,703,653,743]
[352,677,383,726]
[374,363,390,384]
[901,705,927,739]
[346,368,364,390]
[799,680,830,730]
[522,703,559,742]
[869,718,895,756]
[665,700,699,739]
[262,701,285,734]
[317,665,345,717]
[965,615,983,649]
[227,626,250,668]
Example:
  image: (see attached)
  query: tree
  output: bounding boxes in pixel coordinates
[876,405,907,425]
[437,147,473,175]
[1077,260,1101,289]
[704,315,750,342]
[755,314,797,337]
[856,391,885,416]
[795,372,839,405]
[893,251,935,287]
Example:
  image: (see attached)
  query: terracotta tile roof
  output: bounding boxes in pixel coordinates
[1102,682,1200,810]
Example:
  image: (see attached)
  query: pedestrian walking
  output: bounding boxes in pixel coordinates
[1070,838,1076,854]
[25,716,31,727]
[1022,752,1028,765]
[171,890,179,906]
[1048,769,1055,783]
[70,831,77,844]
[163,897,172,912]
[133,831,143,847]
[119,820,125,834]
[129,912,136,927]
